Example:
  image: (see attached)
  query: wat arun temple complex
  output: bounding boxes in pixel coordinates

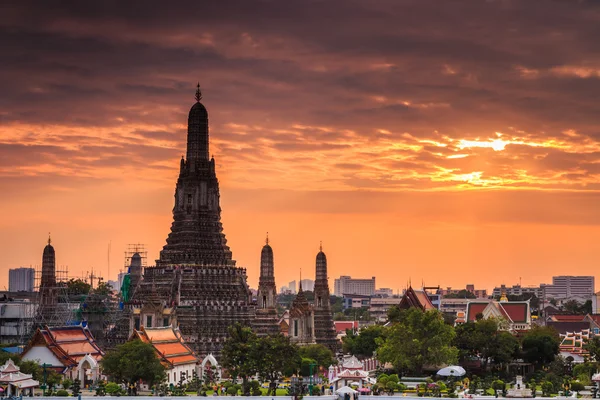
[113,85,337,358]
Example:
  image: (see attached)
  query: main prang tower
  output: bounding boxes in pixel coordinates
[133,85,253,358]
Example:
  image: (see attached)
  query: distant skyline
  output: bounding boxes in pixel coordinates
[1,1,600,291]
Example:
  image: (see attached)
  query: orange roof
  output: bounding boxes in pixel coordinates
[131,326,198,367]
[22,325,104,368]
[334,321,358,333]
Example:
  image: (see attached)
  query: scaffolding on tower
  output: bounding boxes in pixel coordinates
[32,265,78,332]
[103,244,147,349]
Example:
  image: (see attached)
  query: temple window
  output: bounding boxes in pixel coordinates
[163,318,169,327]
[134,317,140,330]
[262,295,267,308]
[146,315,153,327]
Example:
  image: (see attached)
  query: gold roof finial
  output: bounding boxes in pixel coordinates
[48,232,51,245]
[195,82,202,102]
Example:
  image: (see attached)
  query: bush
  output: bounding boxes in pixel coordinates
[226,385,238,396]
[541,381,553,397]
[56,390,69,397]
[105,382,123,396]
[570,382,585,393]
[62,379,73,390]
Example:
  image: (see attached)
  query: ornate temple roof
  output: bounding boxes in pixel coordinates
[22,325,104,368]
[398,286,435,311]
[131,326,198,367]
[290,284,312,318]
[465,300,530,324]
[342,355,364,370]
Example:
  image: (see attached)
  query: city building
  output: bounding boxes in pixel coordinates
[8,268,34,292]
[334,276,376,297]
[492,284,543,299]
[129,87,254,359]
[130,325,200,386]
[300,279,314,292]
[342,294,371,310]
[374,288,394,297]
[289,280,297,294]
[441,284,488,299]
[280,281,297,294]
[441,298,470,322]
[541,276,595,300]
[369,297,401,322]
[0,298,37,344]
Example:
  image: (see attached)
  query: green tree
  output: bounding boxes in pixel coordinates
[66,278,91,296]
[521,326,560,367]
[94,281,113,296]
[377,308,458,374]
[254,334,301,395]
[584,336,600,362]
[71,379,81,396]
[342,325,386,358]
[19,360,42,381]
[221,324,258,396]
[297,344,336,369]
[387,305,402,323]
[101,339,166,387]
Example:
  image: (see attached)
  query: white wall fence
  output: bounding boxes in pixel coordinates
[40,396,337,400]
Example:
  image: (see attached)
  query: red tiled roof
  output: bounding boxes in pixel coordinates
[466,302,488,322]
[586,314,600,325]
[131,326,198,367]
[499,303,528,323]
[334,321,358,333]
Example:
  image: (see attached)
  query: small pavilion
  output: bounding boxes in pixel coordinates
[0,359,39,396]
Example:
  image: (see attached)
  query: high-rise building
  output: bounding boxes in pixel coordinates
[492,284,542,298]
[130,86,253,358]
[333,275,376,296]
[8,267,34,292]
[288,280,297,294]
[254,234,279,336]
[300,279,314,292]
[313,245,338,352]
[542,276,595,300]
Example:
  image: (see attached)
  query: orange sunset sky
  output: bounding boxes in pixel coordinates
[1,1,600,292]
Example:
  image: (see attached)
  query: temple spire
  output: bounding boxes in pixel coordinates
[319,241,322,252]
[48,232,51,245]
[266,232,269,245]
[195,82,202,102]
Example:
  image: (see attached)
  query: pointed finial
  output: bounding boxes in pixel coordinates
[319,241,323,252]
[195,82,202,102]
[48,232,51,245]
[266,232,269,245]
